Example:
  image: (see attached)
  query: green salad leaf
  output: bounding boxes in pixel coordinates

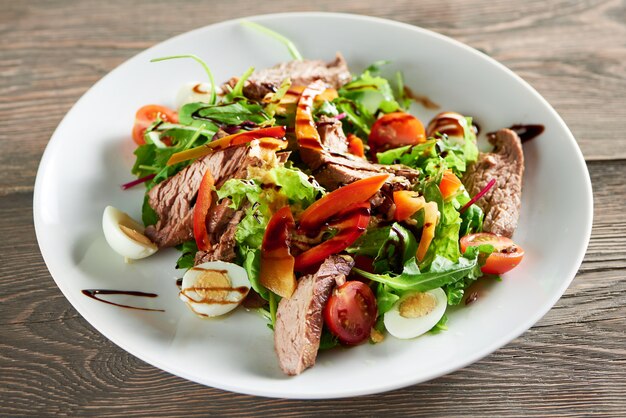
[354,246,484,292]
[175,241,199,270]
[348,222,418,274]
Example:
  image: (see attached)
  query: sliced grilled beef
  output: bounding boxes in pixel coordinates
[297,116,419,220]
[317,115,348,154]
[463,128,524,237]
[274,255,354,376]
[194,209,244,264]
[145,143,265,248]
[226,53,351,101]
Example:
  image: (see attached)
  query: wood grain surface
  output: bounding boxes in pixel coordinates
[1,0,625,416]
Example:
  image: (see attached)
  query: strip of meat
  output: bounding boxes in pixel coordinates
[225,54,351,102]
[274,255,354,375]
[145,143,266,248]
[194,209,245,264]
[316,114,348,154]
[300,116,419,191]
[462,128,524,237]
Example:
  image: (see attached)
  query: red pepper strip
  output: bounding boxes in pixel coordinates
[295,80,327,151]
[294,202,371,272]
[260,206,297,299]
[347,134,365,158]
[393,190,426,222]
[167,126,287,166]
[299,174,390,233]
[439,169,462,199]
[193,168,215,251]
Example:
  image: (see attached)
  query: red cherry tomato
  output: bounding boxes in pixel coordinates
[132,104,178,145]
[323,281,377,345]
[460,233,525,275]
[368,112,426,157]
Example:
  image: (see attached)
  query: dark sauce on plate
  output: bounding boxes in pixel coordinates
[81,289,164,312]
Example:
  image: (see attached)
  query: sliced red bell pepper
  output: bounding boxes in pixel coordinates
[193,168,215,251]
[260,206,297,299]
[439,169,462,199]
[393,190,426,221]
[295,80,327,151]
[295,202,371,272]
[417,201,439,261]
[347,134,365,158]
[299,174,390,233]
[167,126,287,166]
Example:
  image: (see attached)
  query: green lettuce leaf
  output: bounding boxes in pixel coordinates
[175,240,198,270]
[353,246,484,292]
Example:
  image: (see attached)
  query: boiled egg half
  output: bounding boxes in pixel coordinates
[179,261,251,318]
[383,287,447,339]
[176,82,216,109]
[102,206,157,260]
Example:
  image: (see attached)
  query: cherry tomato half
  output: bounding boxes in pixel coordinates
[460,233,525,275]
[323,281,377,345]
[132,104,178,145]
[368,112,426,157]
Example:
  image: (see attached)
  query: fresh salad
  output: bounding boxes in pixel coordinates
[102,22,526,376]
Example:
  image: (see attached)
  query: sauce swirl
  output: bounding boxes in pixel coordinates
[81,289,164,312]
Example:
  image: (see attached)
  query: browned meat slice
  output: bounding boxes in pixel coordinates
[145,143,265,248]
[205,199,236,243]
[310,152,418,191]
[300,118,419,192]
[194,209,244,264]
[463,128,524,237]
[226,54,351,101]
[316,115,348,154]
[274,255,354,375]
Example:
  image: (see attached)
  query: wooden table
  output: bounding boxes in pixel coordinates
[2,0,624,415]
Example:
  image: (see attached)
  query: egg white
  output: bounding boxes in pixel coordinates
[384,287,447,339]
[102,206,157,260]
[179,261,251,318]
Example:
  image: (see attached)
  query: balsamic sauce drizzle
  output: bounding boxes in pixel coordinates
[81,289,164,312]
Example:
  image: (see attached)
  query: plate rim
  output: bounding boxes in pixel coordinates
[33,11,593,399]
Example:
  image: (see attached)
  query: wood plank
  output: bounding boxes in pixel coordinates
[1,160,624,416]
[1,0,625,195]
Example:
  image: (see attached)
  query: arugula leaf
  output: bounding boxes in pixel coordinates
[240,247,269,300]
[241,21,303,61]
[224,67,255,101]
[354,246,483,292]
[376,283,400,315]
[333,97,375,137]
[180,100,270,127]
[175,241,198,270]
[141,194,158,227]
[347,223,418,274]
[457,192,484,236]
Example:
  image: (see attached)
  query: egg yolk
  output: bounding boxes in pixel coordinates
[189,269,231,302]
[399,292,437,318]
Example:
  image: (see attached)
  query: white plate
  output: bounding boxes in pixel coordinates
[34,13,593,399]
